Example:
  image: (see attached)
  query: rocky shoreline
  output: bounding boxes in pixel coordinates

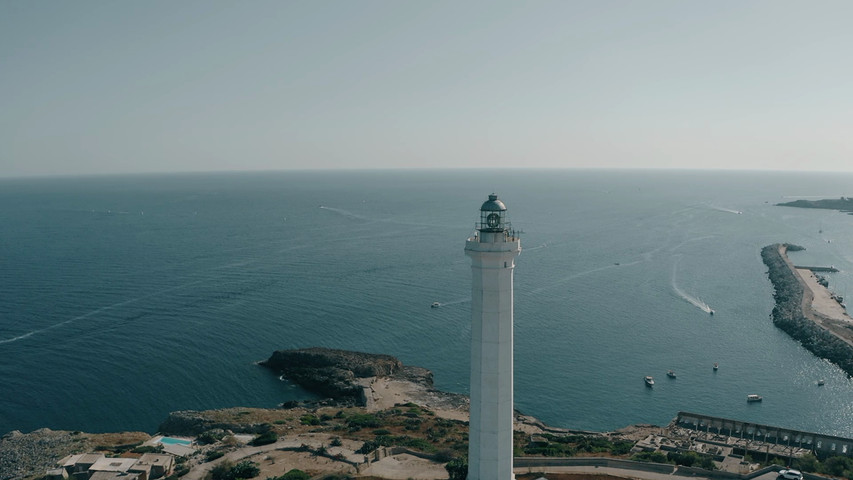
[761,243,853,376]
[1,348,473,480]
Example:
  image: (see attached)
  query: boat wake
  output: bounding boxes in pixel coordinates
[318,205,370,221]
[0,280,205,345]
[709,205,742,215]
[434,297,469,307]
[672,259,713,314]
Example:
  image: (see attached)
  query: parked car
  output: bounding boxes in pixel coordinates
[778,469,803,480]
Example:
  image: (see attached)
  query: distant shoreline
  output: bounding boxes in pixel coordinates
[761,244,853,375]
[776,197,853,214]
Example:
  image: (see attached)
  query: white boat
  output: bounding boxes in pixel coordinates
[644,376,655,387]
[713,362,719,371]
[667,370,676,379]
[431,302,441,308]
[747,394,763,402]
[818,379,825,386]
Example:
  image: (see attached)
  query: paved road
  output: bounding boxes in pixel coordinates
[515,465,784,480]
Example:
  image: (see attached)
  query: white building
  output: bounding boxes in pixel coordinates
[465,194,521,480]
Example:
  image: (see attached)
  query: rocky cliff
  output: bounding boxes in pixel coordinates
[259,347,429,403]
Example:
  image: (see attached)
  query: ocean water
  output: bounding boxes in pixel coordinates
[2,169,853,437]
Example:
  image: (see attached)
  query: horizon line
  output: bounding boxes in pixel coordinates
[4,165,853,181]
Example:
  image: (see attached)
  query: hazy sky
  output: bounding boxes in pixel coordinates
[3,1,853,177]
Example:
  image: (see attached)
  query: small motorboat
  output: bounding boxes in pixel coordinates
[747,394,763,402]
[713,363,719,371]
[818,379,825,386]
[431,302,441,308]
[667,370,676,379]
[709,309,715,316]
[644,376,655,387]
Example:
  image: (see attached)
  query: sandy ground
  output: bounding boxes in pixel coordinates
[359,376,469,421]
[796,268,852,324]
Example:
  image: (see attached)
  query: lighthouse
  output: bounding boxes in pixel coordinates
[465,194,521,480]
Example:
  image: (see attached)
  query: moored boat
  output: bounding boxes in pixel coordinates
[644,376,655,387]
[667,370,676,378]
[431,302,441,308]
[747,394,762,402]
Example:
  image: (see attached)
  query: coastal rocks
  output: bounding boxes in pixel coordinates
[157,409,273,436]
[0,429,150,480]
[0,429,76,480]
[761,244,853,376]
[259,347,407,403]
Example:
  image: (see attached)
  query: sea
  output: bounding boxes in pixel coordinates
[2,169,853,438]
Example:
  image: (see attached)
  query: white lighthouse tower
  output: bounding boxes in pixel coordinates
[465,193,521,480]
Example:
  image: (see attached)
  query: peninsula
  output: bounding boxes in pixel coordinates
[761,243,853,375]
[776,197,853,214]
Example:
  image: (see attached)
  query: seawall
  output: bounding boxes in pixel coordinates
[760,244,853,376]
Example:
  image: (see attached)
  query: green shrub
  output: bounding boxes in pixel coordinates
[346,413,382,429]
[821,456,853,477]
[270,470,310,480]
[198,430,225,445]
[300,415,320,425]
[445,457,468,480]
[794,453,819,472]
[229,460,260,479]
[210,462,233,480]
[250,431,279,446]
[131,445,161,454]
[611,440,634,455]
[205,450,225,462]
[632,451,670,464]
[356,440,379,454]
[434,449,455,463]
[404,418,422,431]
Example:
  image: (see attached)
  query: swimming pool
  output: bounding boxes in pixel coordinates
[158,436,192,446]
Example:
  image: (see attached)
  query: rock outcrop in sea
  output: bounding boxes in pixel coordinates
[159,348,451,436]
[761,243,853,376]
[259,347,434,404]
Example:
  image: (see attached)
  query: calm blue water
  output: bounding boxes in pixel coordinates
[2,170,853,437]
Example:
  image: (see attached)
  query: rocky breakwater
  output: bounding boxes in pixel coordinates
[761,243,853,376]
